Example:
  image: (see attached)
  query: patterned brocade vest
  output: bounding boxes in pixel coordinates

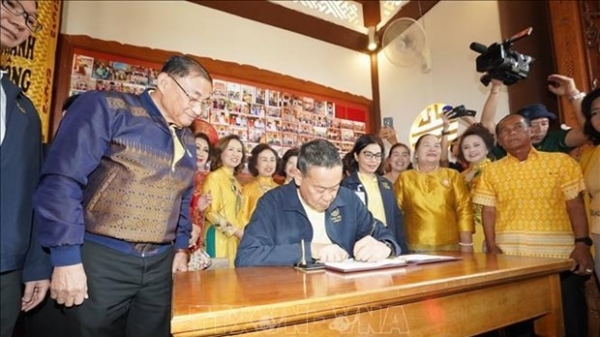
[82,94,195,244]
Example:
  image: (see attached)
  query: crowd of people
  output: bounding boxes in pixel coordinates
[1,1,599,337]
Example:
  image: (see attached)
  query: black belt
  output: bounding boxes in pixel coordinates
[132,242,172,254]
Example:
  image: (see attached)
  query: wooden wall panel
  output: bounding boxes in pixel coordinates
[580,1,600,89]
[548,0,595,126]
[497,1,557,118]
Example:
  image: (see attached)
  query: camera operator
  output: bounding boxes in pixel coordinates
[484,74,588,158]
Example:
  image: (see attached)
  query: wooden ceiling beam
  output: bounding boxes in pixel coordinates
[189,0,370,53]
[361,1,381,28]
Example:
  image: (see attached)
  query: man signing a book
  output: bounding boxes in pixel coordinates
[235,139,404,267]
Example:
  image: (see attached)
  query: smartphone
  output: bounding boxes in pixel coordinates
[383,117,394,128]
[294,262,326,273]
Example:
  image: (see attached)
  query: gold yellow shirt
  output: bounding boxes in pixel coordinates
[357,172,387,226]
[202,167,244,266]
[580,145,600,234]
[394,168,474,252]
[472,148,585,258]
[240,176,279,226]
[461,158,492,253]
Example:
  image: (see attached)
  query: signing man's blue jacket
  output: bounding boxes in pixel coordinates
[235,182,401,267]
[341,171,408,254]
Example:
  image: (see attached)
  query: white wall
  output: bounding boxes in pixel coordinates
[60,0,372,99]
[61,0,509,146]
[379,0,510,146]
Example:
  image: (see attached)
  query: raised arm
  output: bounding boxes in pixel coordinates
[379,126,399,145]
[480,79,503,136]
[547,74,585,128]
[547,74,589,148]
[440,111,451,167]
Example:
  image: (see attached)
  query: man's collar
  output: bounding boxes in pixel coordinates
[140,89,168,123]
[505,146,538,162]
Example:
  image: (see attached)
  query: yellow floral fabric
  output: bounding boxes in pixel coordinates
[472,148,585,258]
[357,172,387,226]
[394,168,474,252]
[202,166,244,267]
[580,145,600,235]
[240,176,279,227]
[461,158,492,253]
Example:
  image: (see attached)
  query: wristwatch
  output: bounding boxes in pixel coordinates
[382,241,395,256]
[574,237,593,247]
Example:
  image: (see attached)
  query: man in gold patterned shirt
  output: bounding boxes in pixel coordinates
[473,113,594,337]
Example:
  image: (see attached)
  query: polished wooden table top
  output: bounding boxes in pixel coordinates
[172,253,572,336]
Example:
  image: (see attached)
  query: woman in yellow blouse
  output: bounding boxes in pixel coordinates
[394,134,474,253]
[240,144,280,225]
[203,135,246,267]
[456,124,495,253]
[580,88,600,275]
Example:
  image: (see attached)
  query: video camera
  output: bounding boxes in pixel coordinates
[442,105,477,120]
[470,27,535,86]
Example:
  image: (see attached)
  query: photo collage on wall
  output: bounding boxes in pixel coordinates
[205,79,366,158]
[70,54,159,96]
[68,53,366,159]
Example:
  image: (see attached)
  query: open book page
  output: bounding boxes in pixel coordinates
[324,258,408,273]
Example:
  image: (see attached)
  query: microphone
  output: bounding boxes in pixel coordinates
[469,42,488,54]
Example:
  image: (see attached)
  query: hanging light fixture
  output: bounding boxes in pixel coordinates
[367,26,378,51]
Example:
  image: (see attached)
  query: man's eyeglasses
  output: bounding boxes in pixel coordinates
[362,151,383,160]
[168,74,210,108]
[2,0,42,33]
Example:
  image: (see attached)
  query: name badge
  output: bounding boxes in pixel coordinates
[355,191,366,205]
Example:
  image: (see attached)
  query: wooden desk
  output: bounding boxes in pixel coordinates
[172,254,571,336]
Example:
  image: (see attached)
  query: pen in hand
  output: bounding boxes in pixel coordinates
[368,221,377,237]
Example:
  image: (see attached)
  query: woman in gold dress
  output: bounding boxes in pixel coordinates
[456,124,495,253]
[240,144,280,225]
[393,134,474,253]
[203,135,246,267]
[580,88,600,276]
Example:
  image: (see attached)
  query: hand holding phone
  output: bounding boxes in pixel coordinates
[383,117,394,128]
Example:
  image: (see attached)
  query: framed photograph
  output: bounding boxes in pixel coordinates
[241,85,256,104]
[267,90,280,107]
[256,88,266,105]
[341,128,354,142]
[227,82,241,101]
[212,80,227,98]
